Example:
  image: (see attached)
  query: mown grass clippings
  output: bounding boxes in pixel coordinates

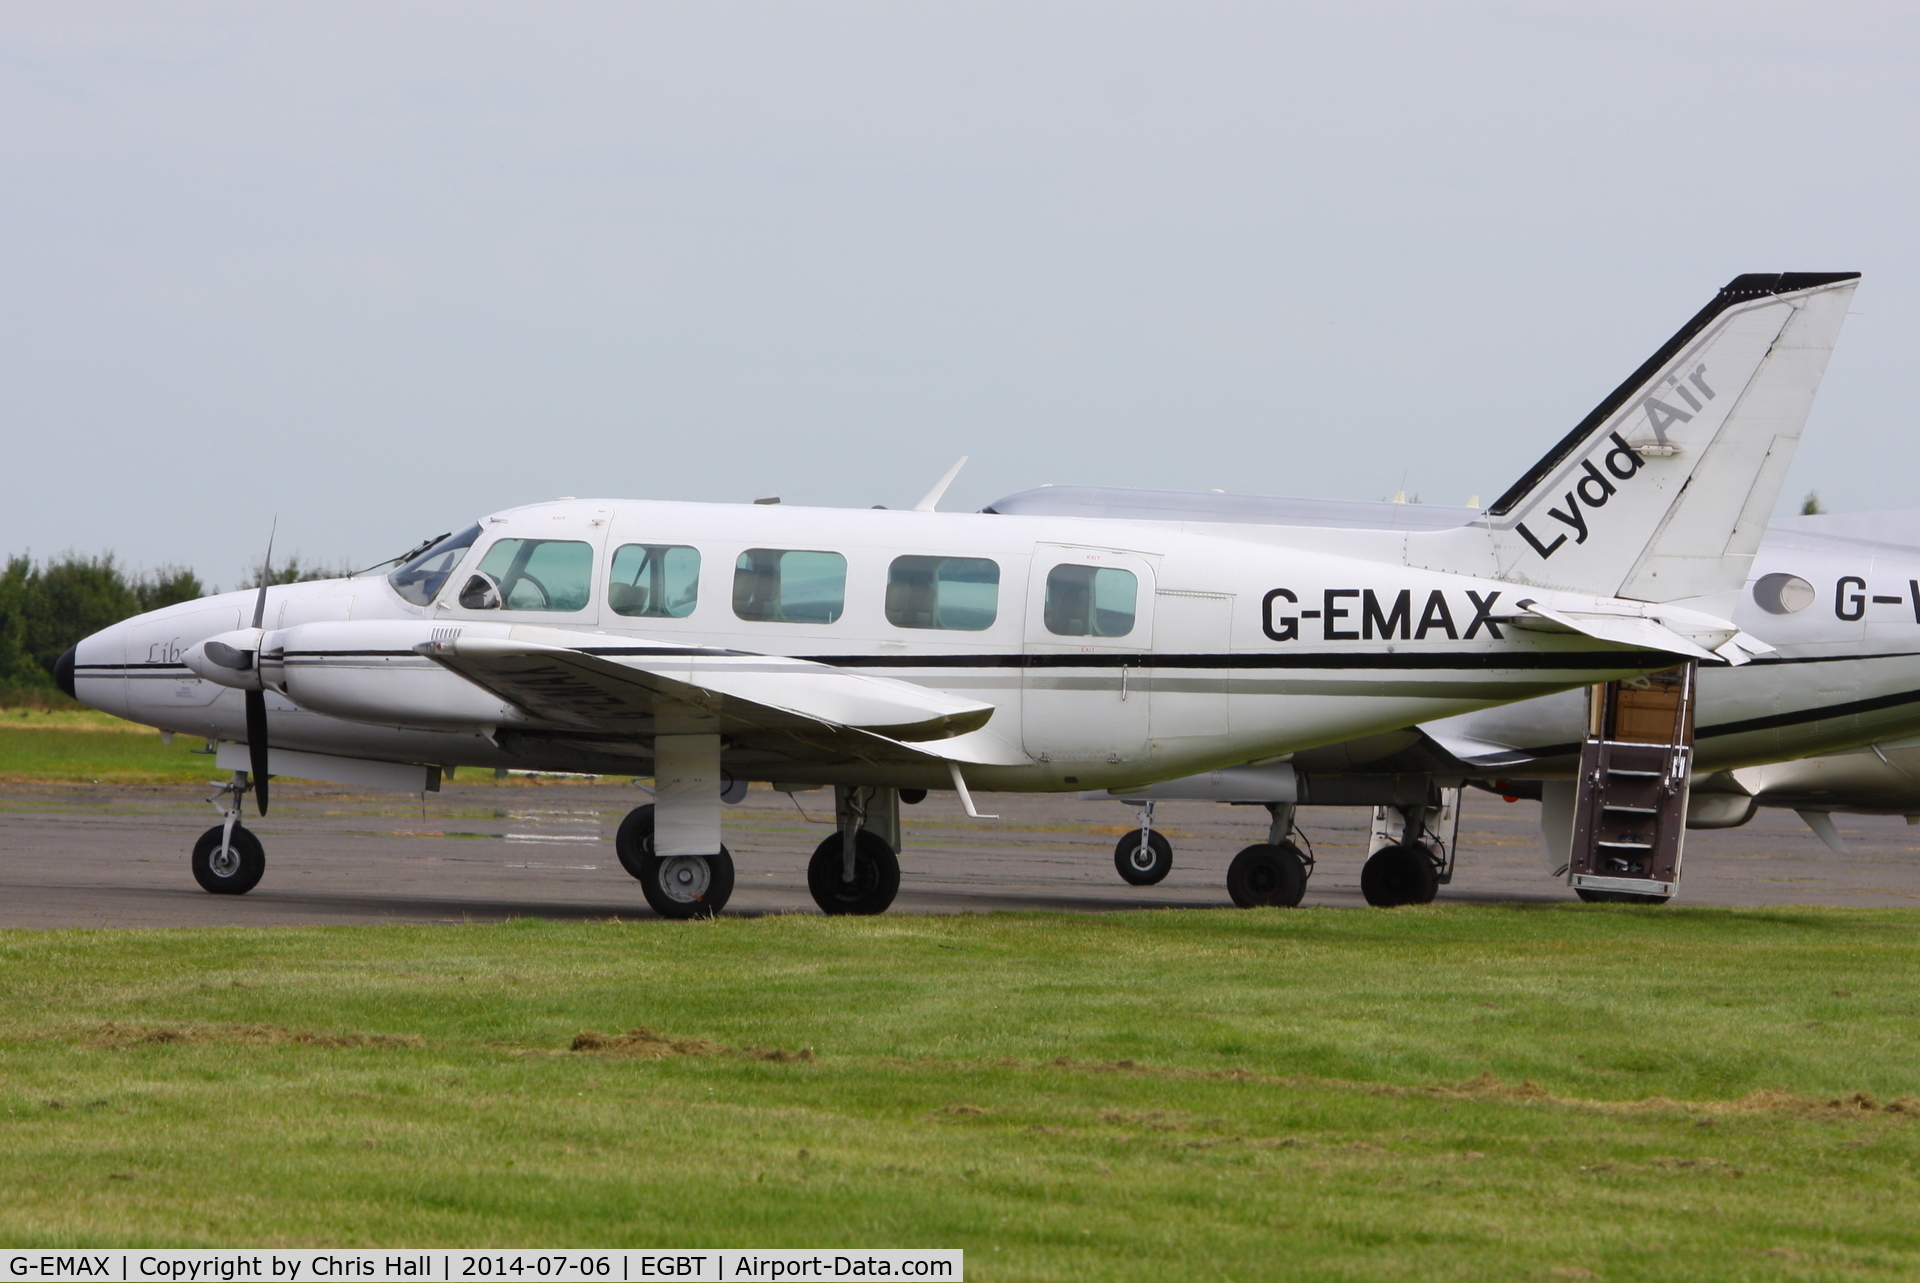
[568,1025,813,1062]
[85,1022,425,1051]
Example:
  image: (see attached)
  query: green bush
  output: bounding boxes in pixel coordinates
[0,554,207,700]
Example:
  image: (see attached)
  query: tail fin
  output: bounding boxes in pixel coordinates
[1409,272,1859,602]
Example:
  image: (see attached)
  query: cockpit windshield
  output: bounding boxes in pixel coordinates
[388,525,482,606]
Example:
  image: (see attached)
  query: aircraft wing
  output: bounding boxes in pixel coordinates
[413,633,1024,767]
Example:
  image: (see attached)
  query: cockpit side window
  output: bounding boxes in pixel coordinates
[387,525,482,606]
[464,538,595,612]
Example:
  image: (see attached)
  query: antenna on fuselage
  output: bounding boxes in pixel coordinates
[913,456,969,512]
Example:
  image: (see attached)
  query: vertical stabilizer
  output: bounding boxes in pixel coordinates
[1408,273,1858,602]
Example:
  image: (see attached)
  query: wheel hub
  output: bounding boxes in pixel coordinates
[209,843,241,878]
[1129,843,1157,871]
[656,856,711,903]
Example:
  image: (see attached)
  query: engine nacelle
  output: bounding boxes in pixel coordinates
[273,620,526,730]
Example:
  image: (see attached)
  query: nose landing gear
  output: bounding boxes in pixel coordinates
[1114,801,1174,885]
[191,770,267,895]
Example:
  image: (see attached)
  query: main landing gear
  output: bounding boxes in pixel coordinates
[614,804,736,919]
[807,786,903,915]
[611,757,911,918]
[1226,803,1312,908]
[1359,798,1456,908]
[192,770,267,895]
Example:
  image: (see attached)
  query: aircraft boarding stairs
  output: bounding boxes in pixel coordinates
[1566,666,1696,902]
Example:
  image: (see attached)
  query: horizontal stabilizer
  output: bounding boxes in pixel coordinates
[1418,726,1540,768]
[1509,599,1730,663]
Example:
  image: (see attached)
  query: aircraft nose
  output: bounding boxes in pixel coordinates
[54,645,77,699]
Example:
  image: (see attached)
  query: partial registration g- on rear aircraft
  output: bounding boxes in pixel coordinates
[61,273,1858,917]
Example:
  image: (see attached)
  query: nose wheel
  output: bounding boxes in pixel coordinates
[1113,828,1173,885]
[192,824,265,894]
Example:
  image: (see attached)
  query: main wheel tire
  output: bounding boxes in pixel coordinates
[1113,828,1174,885]
[807,830,901,916]
[1360,843,1440,908]
[191,824,266,895]
[615,803,658,880]
[616,803,735,918]
[639,849,735,919]
[1575,887,1672,905]
[1226,842,1308,907]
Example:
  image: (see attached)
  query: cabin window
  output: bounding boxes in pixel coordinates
[733,549,847,624]
[388,525,482,606]
[886,556,1000,631]
[1044,564,1137,637]
[462,538,595,612]
[609,544,701,618]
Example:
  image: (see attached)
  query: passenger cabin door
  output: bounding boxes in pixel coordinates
[1021,546,1154,768]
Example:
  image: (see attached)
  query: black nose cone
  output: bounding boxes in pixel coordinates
[54,645,77,699]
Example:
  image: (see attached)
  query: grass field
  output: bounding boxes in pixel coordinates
[0,711,213,784]
[0,715,597,786]
[4,908,1920,1277]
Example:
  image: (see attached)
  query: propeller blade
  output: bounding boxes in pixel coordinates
[251,519,277,631]
[245,688,270,816]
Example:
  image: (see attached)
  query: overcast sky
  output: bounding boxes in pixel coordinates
[2,3,1914,586]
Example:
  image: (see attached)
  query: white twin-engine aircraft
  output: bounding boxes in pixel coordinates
[62,272,1858,917]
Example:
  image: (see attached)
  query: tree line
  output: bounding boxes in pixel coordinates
[0,553,348,704]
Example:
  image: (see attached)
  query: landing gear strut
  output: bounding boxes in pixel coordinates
[807,786,901,915]
[192,770,266,894]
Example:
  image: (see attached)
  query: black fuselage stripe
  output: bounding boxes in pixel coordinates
[85,649,1920,680]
